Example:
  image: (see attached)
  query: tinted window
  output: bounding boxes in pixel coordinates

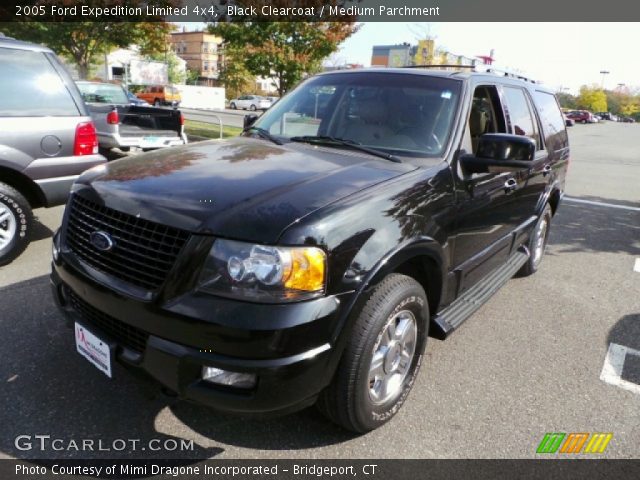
[503,87,539,147]
[0,48,79,117]
[533,90,568,151]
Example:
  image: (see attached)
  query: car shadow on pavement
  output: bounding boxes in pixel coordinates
[608,314,640,352]
[606,314,640,389]
[0,275,221,464]
[0,275,355,465]
[548,195,640,256]
[30,216,54,242]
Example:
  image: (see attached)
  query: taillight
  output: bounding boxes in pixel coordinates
[106,109,119,125]
[74,121,98,156]
[179,112,185,125]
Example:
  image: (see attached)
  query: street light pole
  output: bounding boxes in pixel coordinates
[599,70,610,89]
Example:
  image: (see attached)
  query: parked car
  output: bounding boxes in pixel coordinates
[135,85,181,107]
[620,116,636,123]
[76,81,187,153]
[52,68,568,432]
[126,90,149,106]
[596,112,619,122]
[0,37,105,264]
[229,95,271,111]
[566,110,593,123]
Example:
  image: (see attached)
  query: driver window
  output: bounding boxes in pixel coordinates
[469,86,506,154]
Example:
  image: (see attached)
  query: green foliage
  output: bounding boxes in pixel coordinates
[577,85,608,113]
[217,46,255,99]
[185,68,200,85]
[2,20,174,79]
[556,92,577,110]
[209,22,358,96]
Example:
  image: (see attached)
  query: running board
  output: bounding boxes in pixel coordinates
[431,248,530,339]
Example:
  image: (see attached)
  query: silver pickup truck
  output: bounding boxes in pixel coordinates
[76,82,188,153]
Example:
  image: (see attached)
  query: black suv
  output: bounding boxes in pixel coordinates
[51,68,569,432]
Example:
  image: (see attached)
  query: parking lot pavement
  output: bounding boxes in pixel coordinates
[0,122,638,460]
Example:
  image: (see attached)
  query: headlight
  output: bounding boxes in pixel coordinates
[197,239,326,302]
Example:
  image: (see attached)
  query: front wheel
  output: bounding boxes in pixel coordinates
[317,274,429,432]
[249,104,257,111]
[518,203,552,276]
[230,102,236,110]
[0,182,32,265]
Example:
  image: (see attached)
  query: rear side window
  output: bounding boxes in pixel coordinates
[503,86,539,148]
[0,47,79,117]
[533,90,568,152]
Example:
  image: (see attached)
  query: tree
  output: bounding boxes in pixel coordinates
[185,68,200,86]
[218,46,255,100]
[556,92,577,110]
[210,22,358,96]
[577,85,607,113]
[3,2,175,79]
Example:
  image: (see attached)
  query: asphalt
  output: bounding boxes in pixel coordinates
[0,122,638,460]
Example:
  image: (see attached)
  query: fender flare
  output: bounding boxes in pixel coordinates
[330,236,447,347]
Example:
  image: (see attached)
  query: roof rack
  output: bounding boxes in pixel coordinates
[403,64,476,70]
[401,63,537,83]
[473,64,537,83]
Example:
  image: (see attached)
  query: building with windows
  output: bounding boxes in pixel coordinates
[371,41,479,69]
[170,31,224,86]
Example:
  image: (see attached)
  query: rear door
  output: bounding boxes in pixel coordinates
[501,85,549,217]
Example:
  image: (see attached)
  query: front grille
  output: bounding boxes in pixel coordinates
[65,195,190,290]
[68,290,149,354]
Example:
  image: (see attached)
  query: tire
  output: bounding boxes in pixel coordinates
[0,182,33,266]
[250,104,257,111]
[518,204,552,277]
[317,274,429,432]
[230,102,236,110]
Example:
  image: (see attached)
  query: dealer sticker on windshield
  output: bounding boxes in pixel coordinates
[75,323,112,378]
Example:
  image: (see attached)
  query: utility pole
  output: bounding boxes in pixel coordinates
[599,70,610,89]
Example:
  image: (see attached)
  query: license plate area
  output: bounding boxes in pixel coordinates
[75,322,114,378]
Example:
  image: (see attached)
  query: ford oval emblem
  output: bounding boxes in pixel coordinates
[89,231,115,252]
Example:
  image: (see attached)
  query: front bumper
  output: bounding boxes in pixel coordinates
[50,239,348,415]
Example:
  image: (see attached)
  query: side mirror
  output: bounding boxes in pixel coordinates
[461,134,536,174]
[243,113,259,130]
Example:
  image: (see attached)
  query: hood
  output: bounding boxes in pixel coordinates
[77,137,416,243]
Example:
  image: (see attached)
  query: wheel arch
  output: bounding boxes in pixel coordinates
[0,166,46,208]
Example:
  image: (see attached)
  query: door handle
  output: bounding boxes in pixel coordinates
[504,178,517,193]
[542,164,552,176]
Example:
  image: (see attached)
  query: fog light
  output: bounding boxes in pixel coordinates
[52,235,60,262]
[202,366,256,389]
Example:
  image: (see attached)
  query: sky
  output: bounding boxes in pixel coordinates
[334,22,640,94]
[177,22,640,94]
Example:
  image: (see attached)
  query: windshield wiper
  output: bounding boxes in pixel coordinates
[289,135,401,163]
[243,126,283,145]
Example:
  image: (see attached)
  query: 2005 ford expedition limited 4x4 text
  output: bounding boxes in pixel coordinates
[51,67,569,432]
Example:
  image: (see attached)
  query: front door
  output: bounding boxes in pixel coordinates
[451,84,528,294]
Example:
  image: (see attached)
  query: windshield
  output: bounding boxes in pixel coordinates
[77,83,129,104]
[254,72,462,157]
